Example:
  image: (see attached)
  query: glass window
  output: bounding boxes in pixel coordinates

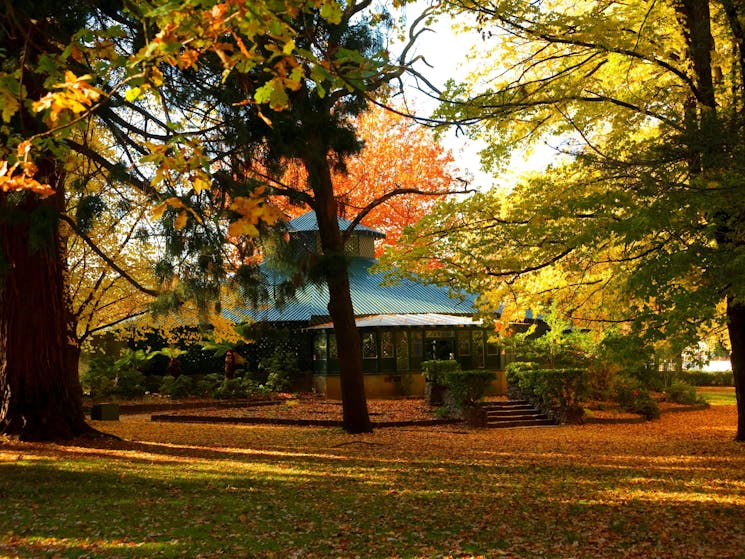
[362,332,377,359]
[395,331,409,371]
[472,330,485,367]
[313,332,327,361]
[328,333,337,359]
[426,330,455,339]
[412,331,423,357]
[486,333,500,356]
[381,331,394,358]
[458,331,471,356]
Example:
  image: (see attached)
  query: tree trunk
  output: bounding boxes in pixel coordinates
[0,176,90,441]
[727,297,745,441]
[303,146,372,434]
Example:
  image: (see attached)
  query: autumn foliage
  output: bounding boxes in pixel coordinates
[1,401,744,558]
[274,105,463,251]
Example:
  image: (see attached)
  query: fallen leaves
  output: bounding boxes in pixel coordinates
[1,404,744,558]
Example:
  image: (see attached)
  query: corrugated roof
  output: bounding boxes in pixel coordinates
[223,257,477,324]
[288,211,386,239]
[307,313,482,330]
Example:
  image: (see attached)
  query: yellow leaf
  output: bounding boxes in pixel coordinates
[125,86,142,102]
[193,175,211,193]
[151,201,168,220]
[228,219,259,237]
[174,210,188,230]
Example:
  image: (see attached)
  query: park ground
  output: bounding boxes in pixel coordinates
[1,390,744,559]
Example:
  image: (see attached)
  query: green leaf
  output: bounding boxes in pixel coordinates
[319,0,343,24]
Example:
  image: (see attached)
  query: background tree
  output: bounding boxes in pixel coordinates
[382,0,745,439]
[201,4,432,433]
[274,104,465,252]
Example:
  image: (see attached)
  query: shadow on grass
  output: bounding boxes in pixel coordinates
[2,405,744,558]
[3,433,745,559]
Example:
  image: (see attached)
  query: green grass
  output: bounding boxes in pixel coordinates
[697,386,737,405]
[2,406,745,559]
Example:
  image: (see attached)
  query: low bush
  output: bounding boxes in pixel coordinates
[194,373,223,398]
[665,380,706,405]
[509,366,587,424]
[114,369,146,399]
[505,361,540,386]
[614,376,660,420]
[677,370,733,387]
[159,375,194,399]
[82,354,147,399]
[81,356,117,398]
[443,369,496,408]
[259,347,300,391]
[421,360,461,384]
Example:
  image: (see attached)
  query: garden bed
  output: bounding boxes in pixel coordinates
[149,396,457,427]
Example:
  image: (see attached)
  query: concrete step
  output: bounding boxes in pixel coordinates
[486,417,557,428]
[479,400,557,428]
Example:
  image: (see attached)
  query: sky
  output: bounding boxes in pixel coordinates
[391,5,557,191]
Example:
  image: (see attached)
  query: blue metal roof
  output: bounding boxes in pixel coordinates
[288,211,385,239]
[307,313,482,330]
[222,257,477,324]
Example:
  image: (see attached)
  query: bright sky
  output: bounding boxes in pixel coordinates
[392,5,557,191]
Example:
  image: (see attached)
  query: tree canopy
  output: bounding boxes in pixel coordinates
[0,0,428,439]
[382,0,745,438]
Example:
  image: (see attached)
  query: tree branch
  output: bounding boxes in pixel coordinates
[59,214,160,297]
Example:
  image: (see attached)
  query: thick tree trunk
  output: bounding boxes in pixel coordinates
[727,297,745,441]
[0,180,90,441]
[303,146,372,433]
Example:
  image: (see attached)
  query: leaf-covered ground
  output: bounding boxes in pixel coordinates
[1,402,744,558]
[153,396,446,424]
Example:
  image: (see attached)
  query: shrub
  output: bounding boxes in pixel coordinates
[144,375,163,394]
[114,369,146,399]
[81,355,117,398]
[264,371,291,392]
[627,394,661,420]
[81,353,146,399]
[677,370,734,387]
[159,375,194,398]
[510,366,587,424]
[614,376,660,420]
[505,361,540,386]
[421,360,461,384]
[259,347,301,391]
[194,373,223,397]
[443,370,496,408]
[665,381,705,405]
[214,377,244,399]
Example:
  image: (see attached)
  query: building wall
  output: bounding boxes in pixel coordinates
[313,370,507,400]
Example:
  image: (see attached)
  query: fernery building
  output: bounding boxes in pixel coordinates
[226,211,505,398]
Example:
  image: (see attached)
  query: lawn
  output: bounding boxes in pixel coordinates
[1,404,745,559]
[697,386,738,406]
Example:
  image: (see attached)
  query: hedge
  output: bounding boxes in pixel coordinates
[443,369,496,408]
[421,360,461,384]
[507,364,587,424]
[675,370,733,387]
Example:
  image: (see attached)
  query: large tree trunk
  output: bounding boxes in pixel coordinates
[0,174,90,441]
[678,0,745,440]
[727,297,745,441]
[303,145,372,434]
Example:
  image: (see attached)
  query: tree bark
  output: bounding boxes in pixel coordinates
[0,171,91,441]
[727,297,745,441]
[303,141,373,434]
